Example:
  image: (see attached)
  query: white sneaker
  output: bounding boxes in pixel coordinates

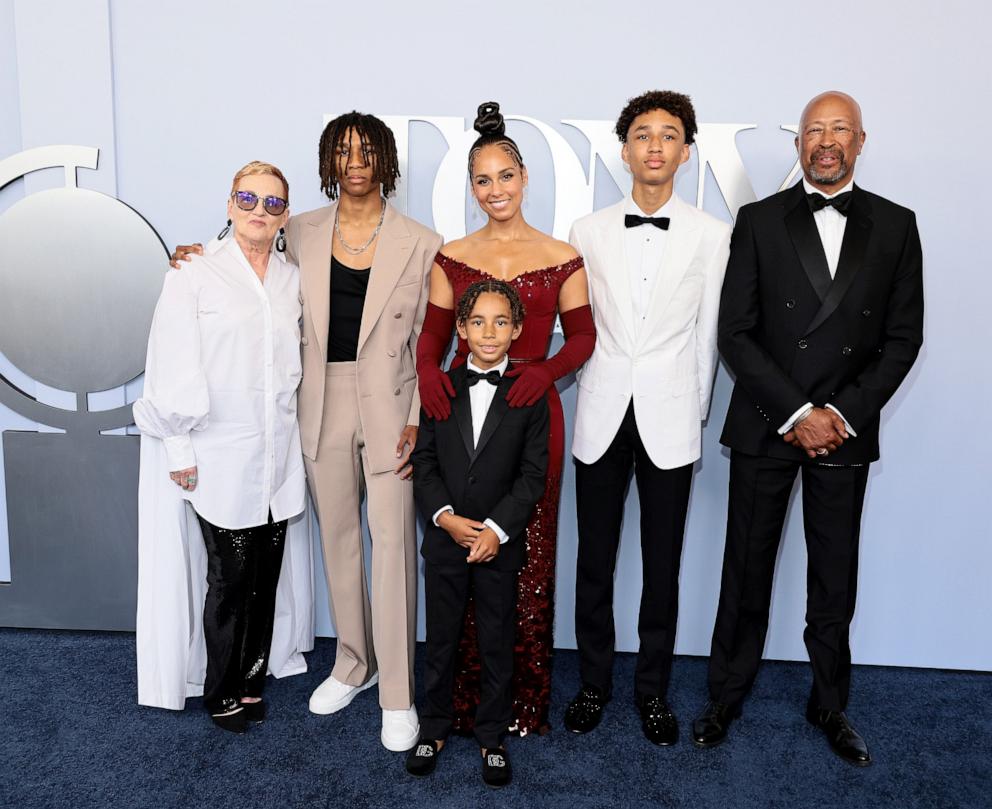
[308,672,379,715]
[381,705,420,752]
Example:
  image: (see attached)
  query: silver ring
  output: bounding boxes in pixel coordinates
[816,448,828,456]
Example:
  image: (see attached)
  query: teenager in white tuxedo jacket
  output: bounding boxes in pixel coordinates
[564,91,730,747]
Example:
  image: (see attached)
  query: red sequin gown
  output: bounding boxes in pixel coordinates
[434,251,585,736]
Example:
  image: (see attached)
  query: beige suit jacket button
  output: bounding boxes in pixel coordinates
[387,350,397,357]
[393,312,402,318]
[394,388,401,395]
[301,337,309,346]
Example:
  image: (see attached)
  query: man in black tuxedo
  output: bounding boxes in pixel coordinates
[693,91,924,766]
[406,279,549,788]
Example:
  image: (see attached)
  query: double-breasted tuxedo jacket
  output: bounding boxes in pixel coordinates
[412,364,550,573]
[285,202,442,470]
[719,181,924,464]
[282,200,443,710]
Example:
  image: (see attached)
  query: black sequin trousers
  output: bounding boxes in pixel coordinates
[197,513,287,714]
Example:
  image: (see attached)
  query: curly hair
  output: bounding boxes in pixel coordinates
[614,90,698,145]
[318,112,400,200]
[467,101,525,176]
[456,279,526,326]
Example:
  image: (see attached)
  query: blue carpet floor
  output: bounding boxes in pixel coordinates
[1,629,988,809]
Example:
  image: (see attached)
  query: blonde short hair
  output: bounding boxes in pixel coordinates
[230,161,289,201]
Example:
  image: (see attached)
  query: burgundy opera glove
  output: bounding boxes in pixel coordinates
[505,304,596,407]
[416,302,456,420]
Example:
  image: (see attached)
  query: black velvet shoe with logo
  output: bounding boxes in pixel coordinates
[481,747,512,788]
[405,738,442,777]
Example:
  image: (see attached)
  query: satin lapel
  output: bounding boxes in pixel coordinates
[357,203,414,353]
[637,196,701,350]
[471,373,513,467]
[300,203,336,361]
[803,186,873,337]
[450,368,475,463]
[595,202,636,349]
[784,183,832,302]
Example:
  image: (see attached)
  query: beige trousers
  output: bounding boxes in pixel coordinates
[304,362,417,710]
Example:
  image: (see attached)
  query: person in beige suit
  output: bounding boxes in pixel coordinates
[291,112,441,752]
[172,113,442,751]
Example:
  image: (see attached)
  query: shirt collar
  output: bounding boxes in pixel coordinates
[625,193,677,219]
[207,234,287,262]
[466,354,509,376]
[802,176,855,200]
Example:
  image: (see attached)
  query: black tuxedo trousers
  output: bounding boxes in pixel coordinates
[707,452,869,712]
[574,402,693,699]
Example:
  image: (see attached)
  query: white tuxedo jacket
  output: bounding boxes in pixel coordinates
[569,195,731,469]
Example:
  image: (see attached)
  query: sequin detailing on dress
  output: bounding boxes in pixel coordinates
[435,251,583,736]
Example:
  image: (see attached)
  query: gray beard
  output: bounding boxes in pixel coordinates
[809,157,850,185]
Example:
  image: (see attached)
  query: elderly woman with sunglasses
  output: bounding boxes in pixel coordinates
[134,161,309,733]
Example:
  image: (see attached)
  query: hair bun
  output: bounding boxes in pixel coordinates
[473,102,505,137]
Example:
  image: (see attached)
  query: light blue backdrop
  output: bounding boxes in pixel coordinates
[1,0,988,671]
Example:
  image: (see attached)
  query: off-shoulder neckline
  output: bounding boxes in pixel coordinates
[435,251,583,282]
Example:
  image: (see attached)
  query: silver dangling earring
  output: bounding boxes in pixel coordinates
[217,218,231,240]
[275,227,286,252]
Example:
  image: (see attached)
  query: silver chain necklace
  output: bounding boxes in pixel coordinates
[335,198,386,255]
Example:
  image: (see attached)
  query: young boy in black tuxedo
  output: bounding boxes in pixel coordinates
[406,280,549,788]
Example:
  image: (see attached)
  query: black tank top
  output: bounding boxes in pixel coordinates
[327,255,370,362]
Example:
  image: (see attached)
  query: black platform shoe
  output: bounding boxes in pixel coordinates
[210,707,247,734]
[240,699,266,723]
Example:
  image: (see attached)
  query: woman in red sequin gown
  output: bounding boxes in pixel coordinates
[416,103,596,736]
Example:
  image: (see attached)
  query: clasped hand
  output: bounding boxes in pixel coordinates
[783,407,849,459]
[437,512,500,563]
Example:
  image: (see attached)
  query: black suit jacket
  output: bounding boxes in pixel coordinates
[718,181,924,464]
[412,363,550,571]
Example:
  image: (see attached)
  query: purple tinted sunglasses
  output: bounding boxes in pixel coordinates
[232,189,287,216]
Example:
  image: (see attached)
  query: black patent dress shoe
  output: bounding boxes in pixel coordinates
[240,699,266,723]
[481,747,512,788]
[564,684,608,734]
[406,738,443,777]
[636,695,679,746]
[806,706,872,767]
[691,700,740,748]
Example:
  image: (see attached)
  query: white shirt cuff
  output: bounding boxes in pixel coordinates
[778,402,814,435]
[163,434,196,471]
[825,404,857,437]
[484,518,509,545]
[432,506,454,526]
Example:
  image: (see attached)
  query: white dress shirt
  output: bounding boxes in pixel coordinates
[779,178,857,436]
[133,236,306,529]
[432,354,510,544]
[624,195,676,336]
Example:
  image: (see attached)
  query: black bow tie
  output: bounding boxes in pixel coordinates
[625,214,670,230]
[466,369,501,387]
[806,191,852,216]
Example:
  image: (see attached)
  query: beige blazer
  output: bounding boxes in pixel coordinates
[285,201,443,473]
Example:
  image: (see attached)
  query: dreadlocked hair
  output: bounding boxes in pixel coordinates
[456,279,526,327]
[467,102,525,176]
[318,112,400,200]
